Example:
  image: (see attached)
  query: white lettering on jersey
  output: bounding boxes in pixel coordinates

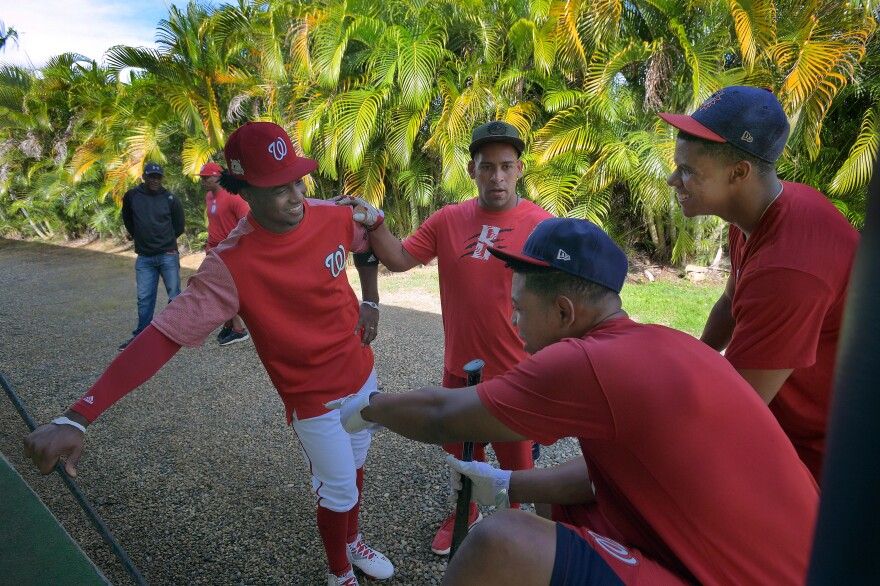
[83,396,94,404]
[473,225,501,260]
[325,244,346,278]
[587,531,639,566]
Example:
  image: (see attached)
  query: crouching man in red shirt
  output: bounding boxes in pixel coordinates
[330,218,818,585]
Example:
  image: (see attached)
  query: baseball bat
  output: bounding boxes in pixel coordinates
[1,372,148,586]
[449,358,484,559]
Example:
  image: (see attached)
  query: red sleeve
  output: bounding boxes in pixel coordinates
[233,195,250,220]
[725,267,833,370]
[402,208,443,264]
[69,325,181,422]
[475,339,616,445]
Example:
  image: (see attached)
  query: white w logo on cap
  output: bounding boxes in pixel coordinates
[557,249,571,261]
[268,137,288,160]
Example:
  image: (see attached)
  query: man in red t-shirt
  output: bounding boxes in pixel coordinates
[199,161,251,345]
[659,86,860,482]
[339,121,552,555]
[330,218,819,585]
[24,122,393,586]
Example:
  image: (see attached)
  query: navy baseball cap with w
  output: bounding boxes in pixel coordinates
[224,121,318,187]
[658,86,790,163]
[488,218,628,293]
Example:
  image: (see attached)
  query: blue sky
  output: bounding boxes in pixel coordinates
[1,1,218,68]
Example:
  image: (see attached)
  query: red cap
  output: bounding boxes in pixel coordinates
[223,122,318,187]
[198,162,223,177]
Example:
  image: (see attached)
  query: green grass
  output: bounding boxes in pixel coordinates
[347,266,440,296]
[622,280,723,337]
[349,265,722,338]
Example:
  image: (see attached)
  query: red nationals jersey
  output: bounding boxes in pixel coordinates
[478,318,818,586]
[402,198,552,379]
[205,187,250,249]
[726,181,859,480]
[153,199,373,420]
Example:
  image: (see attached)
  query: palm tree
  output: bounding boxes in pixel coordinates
[0,21,18,53]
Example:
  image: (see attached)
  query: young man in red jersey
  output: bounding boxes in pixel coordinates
[339,121,552,555]
[198,161,251,345]
[330,218,819,586]
[24,122,393,586]
[659,86,860,482]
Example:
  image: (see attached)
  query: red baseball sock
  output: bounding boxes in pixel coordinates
[317,506,351,575]
[347,467,365,543]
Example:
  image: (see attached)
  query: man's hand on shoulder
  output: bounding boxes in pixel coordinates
[23,413,87,477]
[331,195,383,229]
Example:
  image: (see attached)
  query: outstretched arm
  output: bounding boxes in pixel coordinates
[365,223,422,272]
[23,325,181,477]
[334,196,421,271]
[342,385,527,445]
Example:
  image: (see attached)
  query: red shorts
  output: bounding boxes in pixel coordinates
[552,504,691,585]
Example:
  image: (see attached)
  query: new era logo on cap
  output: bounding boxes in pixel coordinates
[224,122,318,187]
[658,85,790,163]
[488,218,628,293]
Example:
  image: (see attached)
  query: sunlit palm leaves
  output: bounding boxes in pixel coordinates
[0,0,875,263]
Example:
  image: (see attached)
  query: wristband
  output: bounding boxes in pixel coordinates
[360,301,380,311]
[365,213,385,232]
[52,416,86,434]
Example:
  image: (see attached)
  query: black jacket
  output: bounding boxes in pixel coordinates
[121,185,185,256]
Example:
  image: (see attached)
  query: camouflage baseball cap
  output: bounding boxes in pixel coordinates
[469,121,526,157]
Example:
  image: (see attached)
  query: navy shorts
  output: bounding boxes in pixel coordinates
[551,523,625,586]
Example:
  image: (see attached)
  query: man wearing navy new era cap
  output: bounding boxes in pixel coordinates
[119,161,185,350]
[660,86,860,482]
[24,122,393,586]
[329,217,818,585]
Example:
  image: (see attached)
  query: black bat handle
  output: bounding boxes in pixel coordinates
[450,359,484,558]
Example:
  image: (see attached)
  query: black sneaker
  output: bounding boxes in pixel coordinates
[118,337,135,351]
[216,324,233,343]
[219,329,250,346]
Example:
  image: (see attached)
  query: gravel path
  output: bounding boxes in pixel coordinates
[0,238,579,585]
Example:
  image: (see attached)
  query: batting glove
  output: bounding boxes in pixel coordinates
[446,455,511,509]
[325,391,383,433]
[332,195,384,230]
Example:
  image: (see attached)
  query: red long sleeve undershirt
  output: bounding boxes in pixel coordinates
[70,325,181,422]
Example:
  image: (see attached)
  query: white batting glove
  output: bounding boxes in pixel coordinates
[332,195,383,227]
[325,391,383,433]
[446,455,512,509]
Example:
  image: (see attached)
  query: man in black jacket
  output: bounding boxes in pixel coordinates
[119,162,185,350]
